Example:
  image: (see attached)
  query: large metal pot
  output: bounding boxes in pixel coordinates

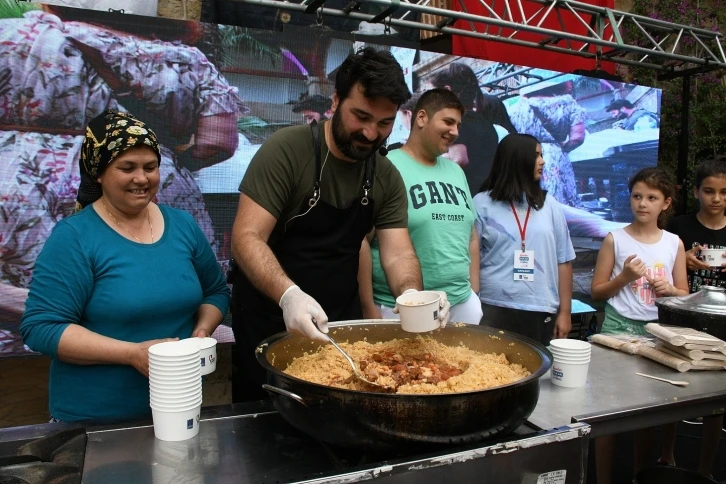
[255,320,552,451]
[656,286,726,340]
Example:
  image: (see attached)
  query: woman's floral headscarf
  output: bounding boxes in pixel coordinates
[75,110,161,211]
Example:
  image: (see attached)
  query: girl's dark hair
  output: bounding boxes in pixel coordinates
[694,155,726,188]
[628,167,677,228]
[478,133,546,210]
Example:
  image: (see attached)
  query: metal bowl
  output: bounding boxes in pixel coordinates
[656,286,726,340]
[255,320,552,450]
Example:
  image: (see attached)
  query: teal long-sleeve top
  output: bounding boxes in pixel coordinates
[21,205,230,422]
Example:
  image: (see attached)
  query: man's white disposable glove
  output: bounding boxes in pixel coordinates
[392,288,451,328]
[279,285,330,342]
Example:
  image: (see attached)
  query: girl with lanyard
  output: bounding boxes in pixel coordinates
[473,133,575,345]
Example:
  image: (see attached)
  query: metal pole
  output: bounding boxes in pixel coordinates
[677,74,690,215]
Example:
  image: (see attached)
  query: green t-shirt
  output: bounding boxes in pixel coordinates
[371,149,476,307]
[240,122,408,241]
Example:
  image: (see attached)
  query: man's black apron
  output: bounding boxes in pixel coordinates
[231,122,376,400]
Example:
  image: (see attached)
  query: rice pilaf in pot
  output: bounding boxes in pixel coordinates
[284,336,531,394]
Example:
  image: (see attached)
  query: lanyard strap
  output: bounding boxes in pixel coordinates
[510,202,531,252]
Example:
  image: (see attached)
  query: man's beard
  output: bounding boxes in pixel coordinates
[331,109,382,161]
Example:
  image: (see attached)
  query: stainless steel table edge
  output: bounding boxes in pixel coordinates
[0,401,276,443]
[571,390,726,438]
[289,423,591,484]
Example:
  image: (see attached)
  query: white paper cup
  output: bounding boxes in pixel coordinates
[150,385,201,395]
[149,367,200,377]
[150,396,202,408]
[150,397,203,412]
[152,405,202,442]
[149,358,199,370]
[149,339,200,359]
[549,348,591,360]
[396,291,441,333]
[149,367,201,379]
[150,394,203,408]
[150,386,201,398]
[552,355,591,364]
[550,360,590,388]
[700,248,726,267]
[193,337,217,375]
[150,387,202,400]
[150,366,201,378]
[150,382,201,394]
[149,353,199,363]
[150,375,201,390]
[550,339,591,352]
[549,347,591,356]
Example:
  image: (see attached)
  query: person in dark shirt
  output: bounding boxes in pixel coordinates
[664,156,726,479]
[667,157,726,291]
[431,63,517,195]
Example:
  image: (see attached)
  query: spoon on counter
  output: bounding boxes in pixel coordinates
[635,372,689,387]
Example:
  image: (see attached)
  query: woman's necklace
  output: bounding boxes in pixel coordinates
[101,199,154,244]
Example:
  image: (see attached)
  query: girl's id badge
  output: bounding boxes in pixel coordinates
[513,250,535,281]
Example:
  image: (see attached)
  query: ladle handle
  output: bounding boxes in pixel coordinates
[326,336,358,369]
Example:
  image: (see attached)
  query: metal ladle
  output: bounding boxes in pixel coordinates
[327,333,395,392]
[316,321,393,391]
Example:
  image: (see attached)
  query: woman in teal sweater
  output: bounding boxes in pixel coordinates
[20,111,229,422]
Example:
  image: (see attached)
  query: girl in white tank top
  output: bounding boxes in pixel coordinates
[591,167,689,334]
[590,167,690,484]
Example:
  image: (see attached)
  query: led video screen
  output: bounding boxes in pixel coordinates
[0,4,660,355]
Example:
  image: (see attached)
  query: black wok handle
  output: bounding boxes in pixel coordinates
[262,384,309,407]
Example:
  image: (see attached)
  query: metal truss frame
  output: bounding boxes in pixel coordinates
[228,0,726,75]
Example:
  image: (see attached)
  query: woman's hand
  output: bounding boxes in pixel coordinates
[129,337,179,377]
[621,254,647,283]
[192,328,210,338]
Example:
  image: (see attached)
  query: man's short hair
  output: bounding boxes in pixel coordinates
[292,94,332,115]
[413,88,465,122]
[605,99,634,112]
[399,92,422,113]
[335,47,411,106]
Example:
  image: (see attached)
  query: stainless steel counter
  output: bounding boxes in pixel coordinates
[529,344,726,438]
[80,412,589,484]
[3,342,726,483]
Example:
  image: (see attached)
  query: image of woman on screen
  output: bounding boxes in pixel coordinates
[507,72,586,207]
[430,62,517,195]
[0,6,243,334]
[20,110,230,422]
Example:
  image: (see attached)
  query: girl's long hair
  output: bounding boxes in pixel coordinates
[628,167,676,228]
[478,133,546,210]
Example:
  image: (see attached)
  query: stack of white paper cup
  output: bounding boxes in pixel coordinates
[148,339,203,441]
[189,337,217,376]
[549,339,591,388]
